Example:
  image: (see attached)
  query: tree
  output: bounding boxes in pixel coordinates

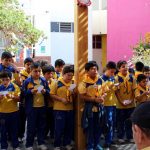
[131,32,150,66]
[0,0,43,51]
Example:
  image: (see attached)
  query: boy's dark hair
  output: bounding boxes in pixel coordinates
[0,71,12,79]
[131,101,150,138]
[117,60,127,69]
[30,62,41,70]
[1,51,12,60]
[129,68,135,75]
[85,61,99,71]
[137,74,147,83]
[62,65,74,75]
[42,65,55,75]
[143,66,150,72]
[106,61,116,70]
[135,61,144,72]
[24,57,33,65]
[55,59,65,67]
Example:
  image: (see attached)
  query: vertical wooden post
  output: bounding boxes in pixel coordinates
[102,34,107,68]
[74,2,88,150]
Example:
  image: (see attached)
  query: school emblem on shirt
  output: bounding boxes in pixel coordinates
[27,82,34,89]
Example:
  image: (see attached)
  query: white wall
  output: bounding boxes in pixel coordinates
[19,0,93,65]
[92,0,107,34]
[92,10,107,34]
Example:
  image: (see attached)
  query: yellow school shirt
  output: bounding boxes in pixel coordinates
[78,74,104,97]
[78,74,104,112]
[102,80,117,106]
[0,83,20,113]
[135,71,143,79]
[50,77,73,111]
[53,72,62,80]
[48,79,54,108]
[20,69,30,81]
[115,72,136,109]
[135,85,150,104]
[33,79,44,107]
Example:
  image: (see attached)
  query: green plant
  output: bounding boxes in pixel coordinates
[0,0,43,52]
[131,33,150,66]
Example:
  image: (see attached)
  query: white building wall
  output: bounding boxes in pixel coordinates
[92,0,107,34]
[19,0,93,65]
[49,0,74,65]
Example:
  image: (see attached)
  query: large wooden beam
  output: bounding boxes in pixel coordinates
[74,2,88,150]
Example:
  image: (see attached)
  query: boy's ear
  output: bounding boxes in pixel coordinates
[134,124,143,144]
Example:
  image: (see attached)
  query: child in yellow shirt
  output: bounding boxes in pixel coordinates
[78,61,106,150]
[101,61,117,148]
[115,60,136,143]
[0,71,20,150]
[53,59,65,79]
[42,65,55,140]
[135,74,150,105]
[22,62,50,150]
[50,65,75,150]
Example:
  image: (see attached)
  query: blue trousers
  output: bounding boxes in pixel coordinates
[0,111,19,149]
[54,110,74,147]
[117,108,134,139]
[45,107,54,138]
[104,106,116,145]
[85,112,102,150]
[26,107,46,148]
[18,104,26,139]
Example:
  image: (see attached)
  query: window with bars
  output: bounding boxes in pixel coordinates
[51,22,74,33]
[93,35,102,49]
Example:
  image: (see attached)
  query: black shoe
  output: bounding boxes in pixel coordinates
[103,143,111,148]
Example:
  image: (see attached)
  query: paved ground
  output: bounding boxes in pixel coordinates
[6,139,136,150]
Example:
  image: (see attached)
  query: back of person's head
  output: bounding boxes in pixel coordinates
[40,60,48,68]
[42,65,55,75]
[85,61,99,71]
[55,59,65,68]
[129,68,135,75]
[24,57,33,65]
[0,71,12,79]
[143,66,150,72]
[131,101,150,138]
[30,62,41,70]
[1,51,12,60]
[135,61,144,72]
[106,61,116,70]
[62,65,74,75]
[117,60,127,69]
[137,74,147,83]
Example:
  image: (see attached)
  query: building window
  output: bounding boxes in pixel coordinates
[51,22,74,33]
[93,35,102,49]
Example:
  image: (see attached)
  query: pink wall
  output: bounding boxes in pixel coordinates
[107,0,150,62]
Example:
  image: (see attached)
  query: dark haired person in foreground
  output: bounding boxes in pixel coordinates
[131,101,150,150]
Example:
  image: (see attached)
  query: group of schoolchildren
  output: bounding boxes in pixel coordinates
[0,51,150,150]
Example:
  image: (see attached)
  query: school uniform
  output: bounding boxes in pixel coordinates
[0,82,20,149]
[50,77,74,148]
[45,78,54,139]
[0,64,19,82]
[53,71,62,80]
[18,69,30,140]
[22,76,50,148]
[115,73,136,140]
[78,74,106,150]
[135,85,150,105]
[135,71,143,79]
[101,74,117,146]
